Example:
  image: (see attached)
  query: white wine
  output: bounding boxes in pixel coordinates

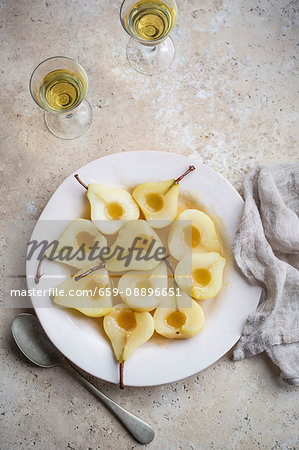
[39,69,86,112]
[126,0,176,42]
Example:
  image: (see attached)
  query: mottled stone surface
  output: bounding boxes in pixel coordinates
[0,0,298,449]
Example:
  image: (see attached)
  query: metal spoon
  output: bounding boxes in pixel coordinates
[11,313,154,445]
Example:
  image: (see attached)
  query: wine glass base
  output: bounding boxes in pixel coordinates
[126,37,175,75]
[44,99,92,140]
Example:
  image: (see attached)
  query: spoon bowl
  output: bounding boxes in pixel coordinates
[11,313,154,445]
[12,313,62,368]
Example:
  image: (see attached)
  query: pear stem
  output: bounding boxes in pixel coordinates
[35,255,46,285]
[163,258,180,310]
[74,174,88,190]
[74,262,106,281]
[163,257,175,277]
[120,362,124,389]
[174,165,195,184]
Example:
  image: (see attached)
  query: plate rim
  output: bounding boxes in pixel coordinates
[26,151,261,387]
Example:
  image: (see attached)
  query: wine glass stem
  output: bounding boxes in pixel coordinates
[146,46,157,53]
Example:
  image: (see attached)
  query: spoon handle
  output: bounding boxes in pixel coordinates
[62,362,154,445]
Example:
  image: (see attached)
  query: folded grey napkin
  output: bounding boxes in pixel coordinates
[232,163,299,385]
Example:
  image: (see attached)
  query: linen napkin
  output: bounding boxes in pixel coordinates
[232,163,299,385]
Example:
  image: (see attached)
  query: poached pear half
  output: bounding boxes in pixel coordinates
[45,218,107,269]
[168,209,221,260]
[154,290,205,339]
[103,304,154,362]
[53,263,112,317]
[118,261,168,311]
[87,183,140,235]
[175,252,226,300]
[133,179,179,229]
[106,220,166,272]
[132,166,195,229]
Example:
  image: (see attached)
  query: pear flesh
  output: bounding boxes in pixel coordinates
[175,252,226,300]
[106,220,166,272]
[46,170,227,372]
[168,209,221,261]
[132,179,179,228]
[53,264,112,317]
[87,183,140,235]
[103,304,154,362]
[45,218,107,269]
[154,290,205,339]
[118,261,168,311]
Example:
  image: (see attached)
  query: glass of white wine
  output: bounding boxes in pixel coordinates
[120,0,178,75]
[30,56,92,140]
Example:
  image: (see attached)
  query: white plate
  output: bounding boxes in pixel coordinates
[26,151,261,387]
